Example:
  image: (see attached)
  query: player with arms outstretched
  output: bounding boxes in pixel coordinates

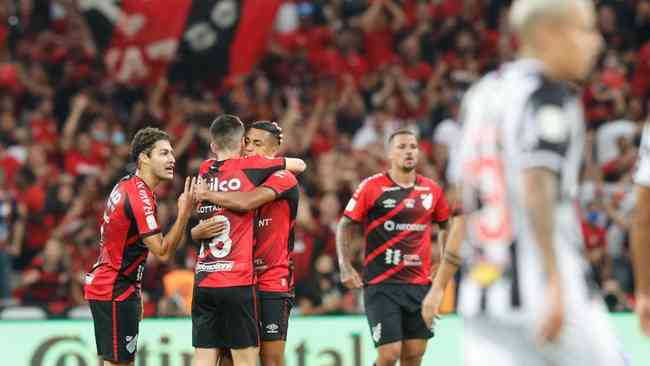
[337,129,450,366]
[84,127,198,366]
[190,115,305,366]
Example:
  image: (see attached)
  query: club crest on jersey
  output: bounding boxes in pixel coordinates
[404,198,416,209]
[421,194,433,210]
[382,199,397,208]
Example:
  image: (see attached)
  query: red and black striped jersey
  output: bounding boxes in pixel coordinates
[255,170,299,293]
[84,175,160,301]
[344,173,450,285]
[195,156,285,288]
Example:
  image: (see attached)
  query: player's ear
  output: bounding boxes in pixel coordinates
[210,142,218,155]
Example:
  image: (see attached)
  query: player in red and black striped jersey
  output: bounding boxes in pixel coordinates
[189,116,305,366]
[84,127,199,366]
[192,121,299,366]
[337,129,450,366]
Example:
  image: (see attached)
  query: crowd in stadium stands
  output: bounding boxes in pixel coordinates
[0,0,649,317]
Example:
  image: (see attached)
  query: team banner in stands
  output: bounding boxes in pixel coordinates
[81,0,282,86]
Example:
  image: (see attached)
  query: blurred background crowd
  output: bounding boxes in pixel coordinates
[0,0,649,318]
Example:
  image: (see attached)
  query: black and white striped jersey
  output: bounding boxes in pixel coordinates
[455,59,590,319]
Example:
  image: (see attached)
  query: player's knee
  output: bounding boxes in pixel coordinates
[400,352,424,366]
[377,343,402,364]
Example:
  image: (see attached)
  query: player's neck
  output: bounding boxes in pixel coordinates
[135,169,160,190]
[216,149,241,161]
[388,168,416,188]
[518,48,565,82]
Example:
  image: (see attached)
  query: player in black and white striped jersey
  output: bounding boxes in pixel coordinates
[421,1,628,365]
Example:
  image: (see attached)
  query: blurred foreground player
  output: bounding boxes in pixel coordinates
[191,115,305,366]
[337,129,450,366]
[194,121,299,366]
[632,122,650,337]
[423,1,626,365]
[84,127,198,366]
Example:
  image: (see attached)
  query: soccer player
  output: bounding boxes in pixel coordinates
[633,124,650,337]
[190,115,305,366]
[425,1,625,365]
[84,127,198,366]
[193,121,298,366]
[337,129,450,366]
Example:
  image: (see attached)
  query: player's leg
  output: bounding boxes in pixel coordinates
[217,348,233,366]
[364,285,403,366]
[90,300,141,366]
[399,339,427,366]
[400,285,434,366]
[259,293,293,366]
[226,286,261,366]
[192,287,223,366]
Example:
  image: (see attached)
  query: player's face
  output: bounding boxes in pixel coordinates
[243,128,278,157]
[146,139,176,181]
[556,2,603,80]
[388,134,419,172]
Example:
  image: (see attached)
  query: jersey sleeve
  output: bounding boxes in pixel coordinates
[241,156,287,186]
[343,180,372,222]
[432,187,451,223]
[635,123,650,187]
[261,170,298,198]
[519,83,571,173]
[127,186,160,238]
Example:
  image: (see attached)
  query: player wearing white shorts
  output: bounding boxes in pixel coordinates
[421,1,627,365]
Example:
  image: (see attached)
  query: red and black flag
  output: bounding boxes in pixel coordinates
[82,0,283,87]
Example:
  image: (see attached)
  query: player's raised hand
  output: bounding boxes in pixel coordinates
[635,293,650,337]
[194,176,208,202]
[177,177,197,216]
[340,265,363,289]
[421,287,443,330]
[538,279,564,343]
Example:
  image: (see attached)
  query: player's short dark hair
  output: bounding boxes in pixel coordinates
[388,129,417,144]
[249,121,282,144]
[130,127,170,163]
[209,114,245,151]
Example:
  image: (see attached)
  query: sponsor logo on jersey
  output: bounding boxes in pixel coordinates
[266,323,280,334]
[126,335,138,354]
[135,181,155,216]
[382,198,397,208]
[84,273,94,285]
[258,218,272,227]
[404,198,415,208]
[421,193,433,210]
[414,186,430,191]
[196,261,234,273]
[403,254,422,266]
[383,220,427,232]
[207,177,242,192]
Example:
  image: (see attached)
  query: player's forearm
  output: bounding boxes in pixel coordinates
[524,169,560,282]
[432,216,464,286]
[632,186,650,294]
[336,217,363,269]
[200,191,248,212]
[160,212,191,261]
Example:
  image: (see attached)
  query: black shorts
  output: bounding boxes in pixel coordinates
[363,283,433,347]
[89,299,141,364]
[259,291,294,342]
[192,285,260,349]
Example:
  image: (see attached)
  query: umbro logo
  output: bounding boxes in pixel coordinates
[266,323,280,334]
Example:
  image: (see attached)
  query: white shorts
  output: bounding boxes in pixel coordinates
[464,300,628,366]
